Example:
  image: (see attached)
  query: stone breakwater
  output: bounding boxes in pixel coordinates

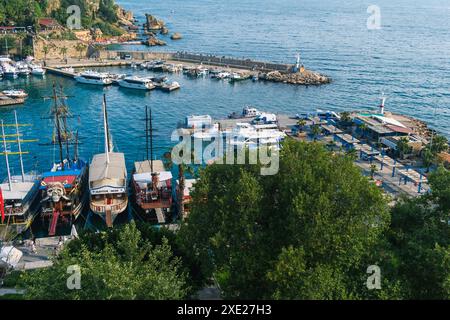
[260,70,331,85]
[99,50,331,85]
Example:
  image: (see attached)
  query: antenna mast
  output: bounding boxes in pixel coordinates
[103,94,110,164]
[14,110,25,182]
[1,120,12,191]
[53,84,64,170]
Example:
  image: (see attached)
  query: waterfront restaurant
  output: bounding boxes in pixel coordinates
[353,114,412,141]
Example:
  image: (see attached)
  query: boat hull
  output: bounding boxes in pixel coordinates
[90,198,128,227]
[118,80,155,90]
[75,76,112,86]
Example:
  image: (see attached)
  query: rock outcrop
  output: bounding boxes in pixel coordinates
[260,70,331,85]
[160,27,169,35]
[144,14,165,31]
[170,32,182,40]
[145,36,166,46]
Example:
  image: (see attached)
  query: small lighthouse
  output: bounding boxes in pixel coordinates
[379,93,387,115]
[293,52,301,73]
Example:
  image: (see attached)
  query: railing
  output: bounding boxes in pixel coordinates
[90,200,128,214]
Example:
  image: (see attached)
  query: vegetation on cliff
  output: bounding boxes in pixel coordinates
[0,0,127,36]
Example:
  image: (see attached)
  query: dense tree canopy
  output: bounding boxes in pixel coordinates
[11,139,450,300]
[179,140,392,299]
[19,223,189,300]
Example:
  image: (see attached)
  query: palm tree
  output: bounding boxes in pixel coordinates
[340,111,352,124]
[163,151,196,220]
[59,46,68,62]
[75,43,86,60]
[297,119,306,135]
[310,124,322,141]
[42,45,49,61]
[358,123,368,139]
[369,164,378,180]
[396,137,412,159]
[421,147,435,173]
[430,134,449,154]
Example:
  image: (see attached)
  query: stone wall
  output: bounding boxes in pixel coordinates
[33,38,89,60]
[100,50,294,73]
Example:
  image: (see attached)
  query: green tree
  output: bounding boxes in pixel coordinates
[42,45,49,60]
[396,137,412,159]
[179,140,390,299]
[387,168,450,299]
[430,134,449,155]
[370,163,378,179]
[59,45,68,61]
[422,147,435,172]
[19,222,189,300]
[310,124,322,141]
[297,119,306,133]
[75,42,86,60]
[340,111,352,123]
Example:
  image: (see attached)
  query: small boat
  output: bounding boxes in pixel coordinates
[0,111,41,241]
[147,60,165,71]
[131,107,173,223]
[159,80,180,92]
[2,89,28,99]
[162,63,183,73]
[118,76,156,90]
[89,95,128,227]
[2,65,18,79]
[74,70,113,85]
[30,65,46,76]
[215,71,231,80]
[17,67,31,77]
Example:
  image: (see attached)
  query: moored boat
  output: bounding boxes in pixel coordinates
[89,95,128,227]
[0,111,40,241]
[118,76,155,90]
[74,70,113,85]
[2,90,28,99]
[130,107,173,223]
[39,85,88,236]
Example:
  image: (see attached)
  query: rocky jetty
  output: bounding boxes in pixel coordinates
[144,14,165,31]
[260,70,331,85]
[170,32,182,40]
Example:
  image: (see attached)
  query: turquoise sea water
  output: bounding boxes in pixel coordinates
[0,0,449,214]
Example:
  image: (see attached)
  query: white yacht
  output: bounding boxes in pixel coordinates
[2,64,18,79]
[30,65,46,76]
[225,123,286,150]
[118,76,155,90]
[74,70,113,85]
[2,89,28,99]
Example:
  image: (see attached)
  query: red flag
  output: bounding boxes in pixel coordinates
[0,187,4,224]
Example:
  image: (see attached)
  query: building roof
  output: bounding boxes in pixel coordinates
[386,124,413,135]
[38,18,61,28]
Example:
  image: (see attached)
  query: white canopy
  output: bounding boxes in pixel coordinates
[0,246,23,269]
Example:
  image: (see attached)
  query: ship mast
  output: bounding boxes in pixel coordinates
[1,120,12,191]
[103,94,111,164]
[53,84,65,170]
[145,106,154,172]
[14,110,25,182]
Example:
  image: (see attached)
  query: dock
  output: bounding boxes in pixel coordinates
[0,94,25,107]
